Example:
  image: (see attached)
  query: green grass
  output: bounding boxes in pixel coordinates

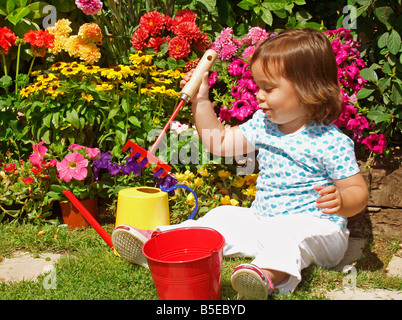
[0,222,401,300]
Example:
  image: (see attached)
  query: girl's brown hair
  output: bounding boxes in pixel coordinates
[250,28,341,125]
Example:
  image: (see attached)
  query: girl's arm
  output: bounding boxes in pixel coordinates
[315,172,368,218]
[182,71,254,157]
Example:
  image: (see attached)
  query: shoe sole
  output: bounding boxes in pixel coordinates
[231,266,269,300]
[112,226,149,268]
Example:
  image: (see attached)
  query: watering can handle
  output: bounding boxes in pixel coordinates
[159,184,199,220]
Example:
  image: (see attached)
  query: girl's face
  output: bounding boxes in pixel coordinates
[251,59,310,134]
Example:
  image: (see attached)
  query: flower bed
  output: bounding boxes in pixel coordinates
[1,2,400,224]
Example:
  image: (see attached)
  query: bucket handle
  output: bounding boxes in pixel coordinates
[159,184,198,220]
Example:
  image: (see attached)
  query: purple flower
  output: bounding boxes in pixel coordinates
[93,151,113,180]
[75,0,103,15]
[219,43,238,60]
[154,173,177,194]
[122,156,143,176]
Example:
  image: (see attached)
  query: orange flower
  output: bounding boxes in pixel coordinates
[78,23,103,44]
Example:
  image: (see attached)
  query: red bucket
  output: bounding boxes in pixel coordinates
[142,227,225,300]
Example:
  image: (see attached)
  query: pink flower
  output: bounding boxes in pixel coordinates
[75,0,103,15]
[228,59,249,76]
[242,45,256,61]
[68,143,100,160]
[209,71,218,88]
[361,133,387,154]
[218,43,237,60]
[241,27,269,46]
[219,108,232,122]
[56,152,88,182]
[29,141,48,168]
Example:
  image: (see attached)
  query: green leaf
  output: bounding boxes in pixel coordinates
[387,29,401,55]
[263,0,287,11]
[260,6,273,26]
[6,7,30,25]
[128,115,141,127]
[6,0,16,14]
[356,87,375,99]
[360,68,378,82]
[377,32,389,48]
[0,75,13,88]
[28,1,51,19]
[390,83,402,105]
[66,109,80,129]
[374,6,395,27]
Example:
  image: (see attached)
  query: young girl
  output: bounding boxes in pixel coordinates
[112,28,368,299]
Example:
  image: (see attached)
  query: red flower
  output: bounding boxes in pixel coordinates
[0,27,17,55]
[22,177,35,185]
[31,166,42,175]
[23,29,55,57]
[4,163,16,172]
[194,33,211,52]
[131,27,149,50]
[148,37,168,52]
[168,36,191,60]
[170,9,197,31]
[140,11,167,37]
[172,22,201,43]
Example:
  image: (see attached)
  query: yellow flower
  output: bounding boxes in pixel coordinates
[197,166,209,177]
[61,66,80,76]
[51,62,67,71]
[194,177,204,187]
[129,51,154,66]
[218,169,231,179]
[166,69,185,79]
[165,89,179,97]
[81,65,100,74]
[242,185,257,197]
[36,73,57,82]
[78,23,102,44]
[245,173,258,185]
[233,177,245,188]
[45,81,64,98]
[186,193,196,206]
[96,83,114,91]
[121,81,136,90]
[151,85,166,94]
[20,87,32,98]
[152,77,172,85]
[229,198,239,206]
[152,116,160,124]
[221,195,239,206]
[176,170,194,182]
[47,19,72,55]
[81,92,94,102]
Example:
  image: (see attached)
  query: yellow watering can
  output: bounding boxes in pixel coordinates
[115,185,198,230]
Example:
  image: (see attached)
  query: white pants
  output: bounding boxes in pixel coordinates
[157,205,349,293]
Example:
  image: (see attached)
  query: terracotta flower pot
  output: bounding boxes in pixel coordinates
[59,196,98,229]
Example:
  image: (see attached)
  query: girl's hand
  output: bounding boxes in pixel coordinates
[180,70,210,104]
[314,185,343,215]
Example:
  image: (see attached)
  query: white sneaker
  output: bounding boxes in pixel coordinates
[112,225,153,268]
[231,263,274,300]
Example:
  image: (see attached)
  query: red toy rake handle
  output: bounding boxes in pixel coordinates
[149,49,218,154]
[63,190,114,249]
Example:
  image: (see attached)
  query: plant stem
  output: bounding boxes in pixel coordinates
[15,42,22,94]
[27,56,36,78]
[2,54,8,76]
